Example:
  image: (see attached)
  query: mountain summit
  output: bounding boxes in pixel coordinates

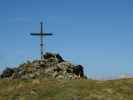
[0,53,86,80]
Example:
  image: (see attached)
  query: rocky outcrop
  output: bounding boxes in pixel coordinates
[0,53,86,80]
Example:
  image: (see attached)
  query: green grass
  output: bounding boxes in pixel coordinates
[0,78,133,100]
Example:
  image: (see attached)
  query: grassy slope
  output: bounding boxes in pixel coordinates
[0,78,133,100]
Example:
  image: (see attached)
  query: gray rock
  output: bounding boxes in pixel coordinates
[56,75,64,79]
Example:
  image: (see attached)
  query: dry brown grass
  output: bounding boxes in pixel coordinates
[0,78,133,100]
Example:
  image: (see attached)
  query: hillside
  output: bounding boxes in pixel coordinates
[0,53,133,100]
[0,78,133,100]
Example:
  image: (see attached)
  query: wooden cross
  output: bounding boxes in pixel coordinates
[30,21,53,60]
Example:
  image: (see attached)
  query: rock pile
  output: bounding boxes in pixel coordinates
[0,53,86,80]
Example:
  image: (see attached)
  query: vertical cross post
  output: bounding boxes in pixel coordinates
[40,22,44,60]
[30,21,53,60]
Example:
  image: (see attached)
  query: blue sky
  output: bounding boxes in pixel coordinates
[0,0,133,79]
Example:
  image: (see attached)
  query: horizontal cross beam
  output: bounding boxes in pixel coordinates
[30,33,53,36]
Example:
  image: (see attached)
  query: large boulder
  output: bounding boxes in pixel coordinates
[1,68,15,78]
[43,52,64,63]
[73,65,84,77]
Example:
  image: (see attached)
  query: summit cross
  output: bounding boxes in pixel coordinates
[30,21,53,60]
